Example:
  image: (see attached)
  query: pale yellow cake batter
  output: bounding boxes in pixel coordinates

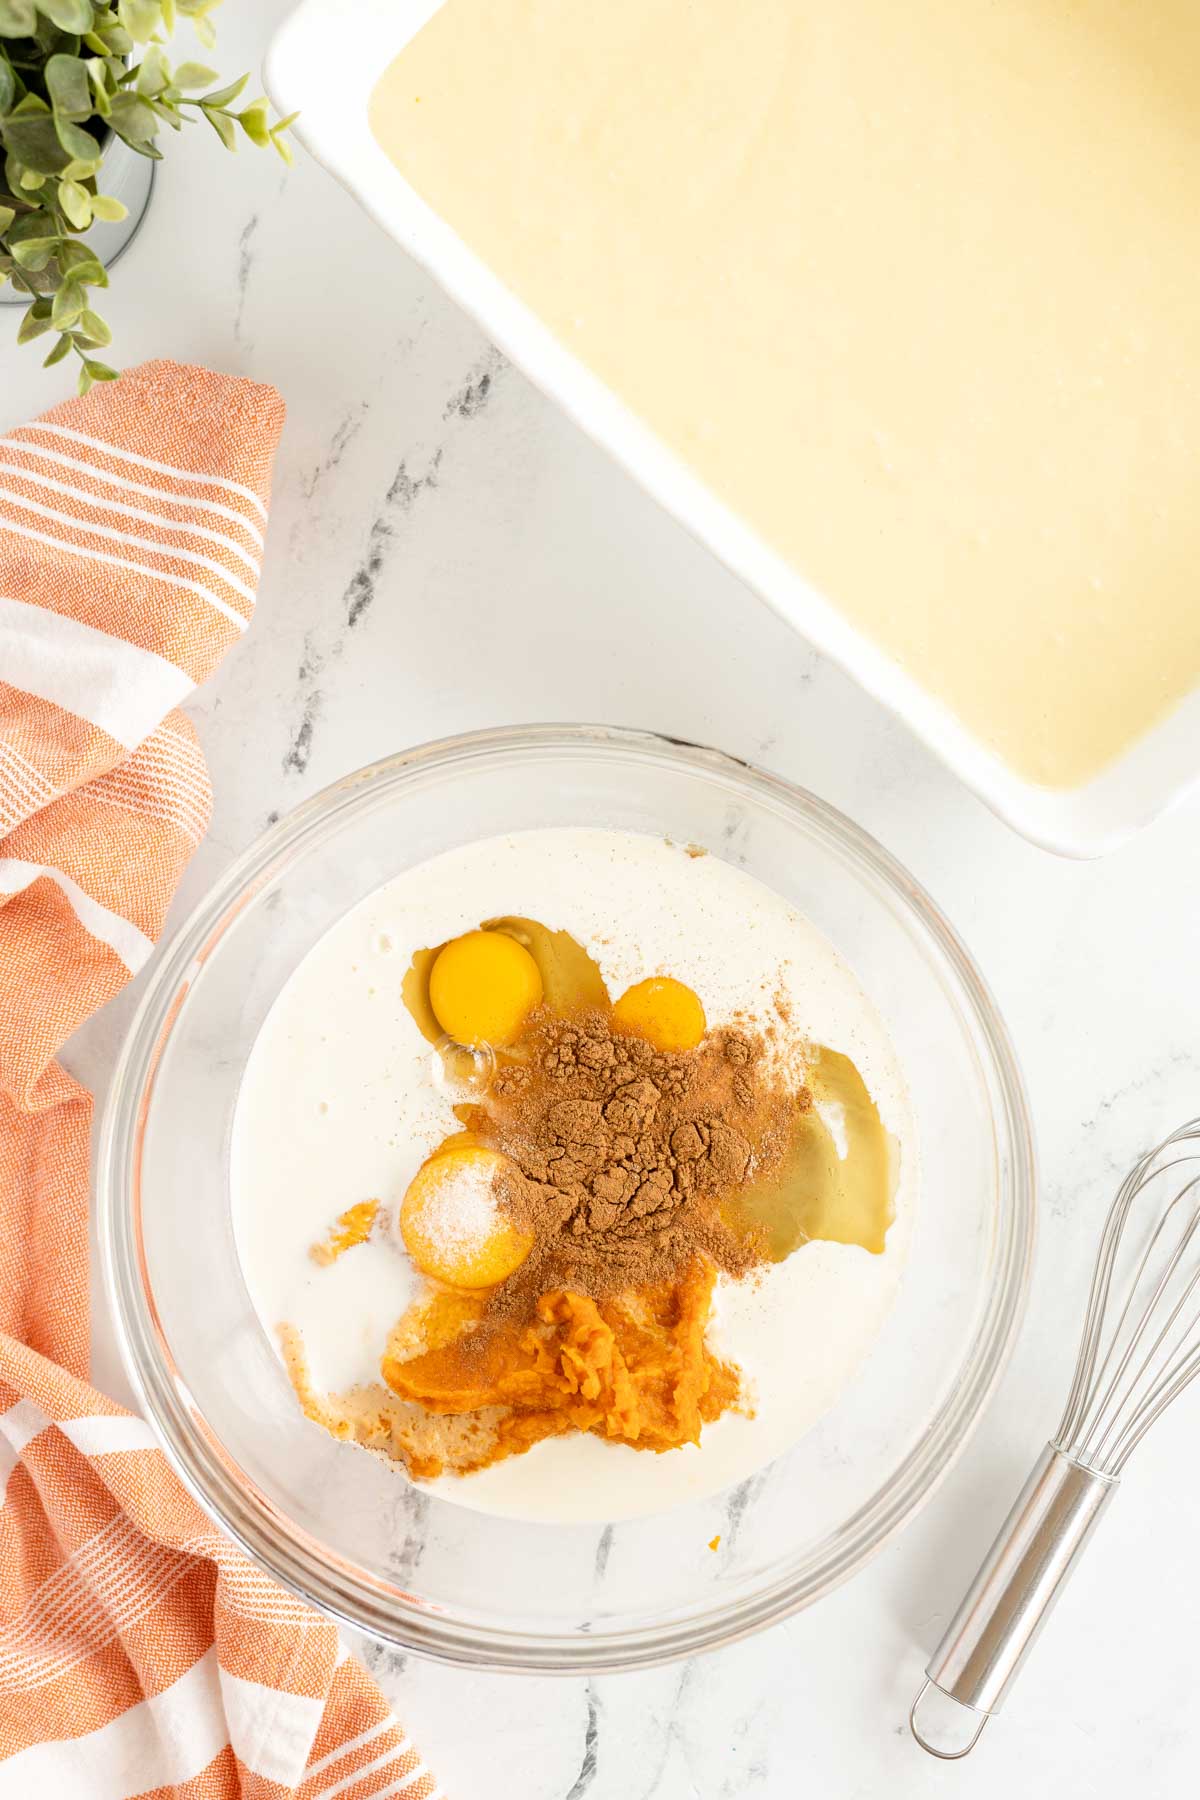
[372,0,1200,788]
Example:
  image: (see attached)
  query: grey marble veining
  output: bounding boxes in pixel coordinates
[5,1,1200,1793]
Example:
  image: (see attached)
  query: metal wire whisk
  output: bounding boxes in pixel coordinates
[910,1119,1200,1758]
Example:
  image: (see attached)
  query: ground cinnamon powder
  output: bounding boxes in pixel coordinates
[460,1007,809,1315]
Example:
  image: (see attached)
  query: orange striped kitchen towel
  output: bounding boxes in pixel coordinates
[0,363,438,1799]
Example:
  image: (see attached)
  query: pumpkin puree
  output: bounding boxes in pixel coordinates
[383,1256,740,1469]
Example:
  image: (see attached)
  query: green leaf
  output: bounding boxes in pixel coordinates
[36,0,94,32]
[116,0,160,42]
[6,203,52,241]
[2,106,73,176]
[108,86,157,142]
[236,97,269,148]
[51,276,83,325]
[170,59,214,88]
[196,71,245,110]
[76,305,109,343]
[0,0,37,36]
[89,189,126,221]
[7,209,56,263]
[84,22,130,54]
[84,56,114,111]
[201,101,235,151]
[56,174,90,226]
[53,114,101,165]
[0,201,14,233]
[0,55,15,112]
[85,74,109,113]
[42,330,73,365]
[135,40,168,95]
[44,51,92,118]
[83,355,117,380]
[16,295,53,340]
[57,240,106,281]
[10,238,53,266]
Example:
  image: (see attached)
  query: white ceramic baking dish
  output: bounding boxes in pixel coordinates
[265,0,1200,858]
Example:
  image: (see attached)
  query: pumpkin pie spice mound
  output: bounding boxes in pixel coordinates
[465,1007,811,1317]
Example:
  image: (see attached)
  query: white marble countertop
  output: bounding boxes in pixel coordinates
[5,3,1200,1793]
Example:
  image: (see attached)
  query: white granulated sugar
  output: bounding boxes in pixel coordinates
[420,1160,501,1254]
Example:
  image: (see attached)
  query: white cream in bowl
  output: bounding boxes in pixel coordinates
[231,829,917,1523]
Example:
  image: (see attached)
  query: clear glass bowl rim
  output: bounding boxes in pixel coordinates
[97,723,1036,1673]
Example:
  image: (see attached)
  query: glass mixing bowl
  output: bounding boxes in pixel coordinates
[98,725,1035,1672]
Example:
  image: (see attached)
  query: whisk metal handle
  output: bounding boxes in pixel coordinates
[910,1444,1118,1757]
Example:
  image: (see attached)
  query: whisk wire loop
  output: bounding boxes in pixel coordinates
[1055,1124,1200,1477]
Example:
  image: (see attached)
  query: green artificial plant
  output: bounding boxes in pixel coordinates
[0,0,294,391]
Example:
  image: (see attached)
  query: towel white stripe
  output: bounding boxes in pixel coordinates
[367,1764,430,1800]
[2,1514,129,1619]
[0,1519,172,1656]
[220,1668,325,1789]
[0,1545,180,1680]
[0,753,53,810]
[0,518,248,632]
[0,744,56,828]
[92,755,211,809]
[92,765,209,823]
[0,1401,51,1503]
[177,1538,315,1623]
[314,1743,415,1800]
[121,752,211,810]
[0,461,262,577]
[0,593,194,749]
[0,1646,229,1797]
[0,739,55,799]
[157,721,202,755]
[58,1415,160,1457]
[92,786,207,845]
[99,732,210,790]
[102,772,212,835]
[305,1720,402,1783]
[0,856,152,972]
[12,421,269,520]
[0,436,265,548]
[0,1517,175,1651]
[0,486,258,605]
[0,1557,194,1691]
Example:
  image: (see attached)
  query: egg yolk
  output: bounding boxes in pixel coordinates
[399,1145,533,1288]
[428,930,543,1047]
[612,976,706,1053]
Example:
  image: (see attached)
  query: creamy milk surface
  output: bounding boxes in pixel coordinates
[371,1,1200,789]
[231,829,915,1523]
